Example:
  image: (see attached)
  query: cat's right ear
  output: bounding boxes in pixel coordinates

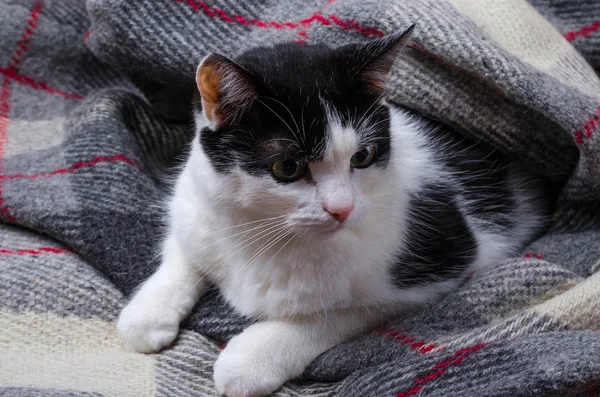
[351,25,415,93]
[196,54,258,128]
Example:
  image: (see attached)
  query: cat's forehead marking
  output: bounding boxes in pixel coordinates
[323,111,358,167]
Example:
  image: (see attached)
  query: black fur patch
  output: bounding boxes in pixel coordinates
[435,126,516,229]
[390,184,477,287]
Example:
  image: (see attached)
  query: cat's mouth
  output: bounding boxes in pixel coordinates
[331,222,343,231]
[293,222,342,234]
[288,217,346,234]
[325,222,344,234]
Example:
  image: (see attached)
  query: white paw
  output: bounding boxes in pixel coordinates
[117,297,180,353]
[213,333,288,397]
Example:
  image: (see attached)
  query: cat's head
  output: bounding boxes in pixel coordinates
[194,26,414,236]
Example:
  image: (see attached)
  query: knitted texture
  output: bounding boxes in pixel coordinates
[0,0,599,395]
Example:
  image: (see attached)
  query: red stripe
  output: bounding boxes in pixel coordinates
[0,67,82,100]
[176,0,383,38]
[213,8,235,23]
[344,18,384,37]
[0,1,44,222]
[564,21,600,41]
[410,341,425,349]
[184,0,200,12]
[574,107,600,145]
[299,15,318,25]
[394,343,487,397]
[0,75,13,222]
[8,1,43,70]
[414,370,444,384]
[250,18,268,28]
[314,14,331,25]
[329,14,350,30]
[83,29,92,43]
[233,14,252,26]
[419,343,437,353]
[377,328,440,354]
[395,386,422,397]
[0,155,140,181]
[0,77,10,124]
[0,247,71,256]
[522,251,544,259]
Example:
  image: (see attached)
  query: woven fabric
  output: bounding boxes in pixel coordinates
[0,0,599,396]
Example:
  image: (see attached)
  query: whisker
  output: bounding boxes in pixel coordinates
[204,214,288,235]
[194,217,286,252]
[257,98,301,143]
[262,96,304,145]
[232,223,298,278]
[263,228,300,267]
[243,224,297,266]
[195,222,292,284]
[355,92,387,131]
[301,104,307,142]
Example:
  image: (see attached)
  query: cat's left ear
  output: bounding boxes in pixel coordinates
[196,53,259,128]
[355,24,415,92]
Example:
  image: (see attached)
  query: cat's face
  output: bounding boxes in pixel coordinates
[194,28,413,236]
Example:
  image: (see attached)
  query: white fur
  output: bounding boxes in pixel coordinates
[117,104,542,396]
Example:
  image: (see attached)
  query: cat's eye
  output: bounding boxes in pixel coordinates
[271,159,307,182]
[350,145,376,169]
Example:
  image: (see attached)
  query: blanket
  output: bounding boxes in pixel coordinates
[1,0,599,396]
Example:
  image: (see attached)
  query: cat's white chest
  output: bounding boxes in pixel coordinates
[214,250,357,318]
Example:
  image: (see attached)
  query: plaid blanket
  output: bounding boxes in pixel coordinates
[1,0,599,396]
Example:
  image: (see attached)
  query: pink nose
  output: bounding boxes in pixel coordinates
[324,203,354,223]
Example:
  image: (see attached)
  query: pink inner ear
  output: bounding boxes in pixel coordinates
[196,61,223,125]
[196,54,259,127]
[201,97,221,126]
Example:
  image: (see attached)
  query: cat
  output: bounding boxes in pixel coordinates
[117,25,551,397]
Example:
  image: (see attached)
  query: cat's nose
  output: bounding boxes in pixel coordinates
[324,203,354,223]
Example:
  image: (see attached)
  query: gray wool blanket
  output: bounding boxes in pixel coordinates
[1,0,600,396]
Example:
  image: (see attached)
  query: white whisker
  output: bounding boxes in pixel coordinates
[257,98,302,143]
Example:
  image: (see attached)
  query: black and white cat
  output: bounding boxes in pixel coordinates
[117,26,550,397]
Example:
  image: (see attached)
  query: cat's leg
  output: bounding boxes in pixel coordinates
[117,233,205,353]
[213,309,382,397]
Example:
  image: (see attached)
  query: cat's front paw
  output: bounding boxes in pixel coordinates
[117,298,180,353]
[213,333,288,397]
